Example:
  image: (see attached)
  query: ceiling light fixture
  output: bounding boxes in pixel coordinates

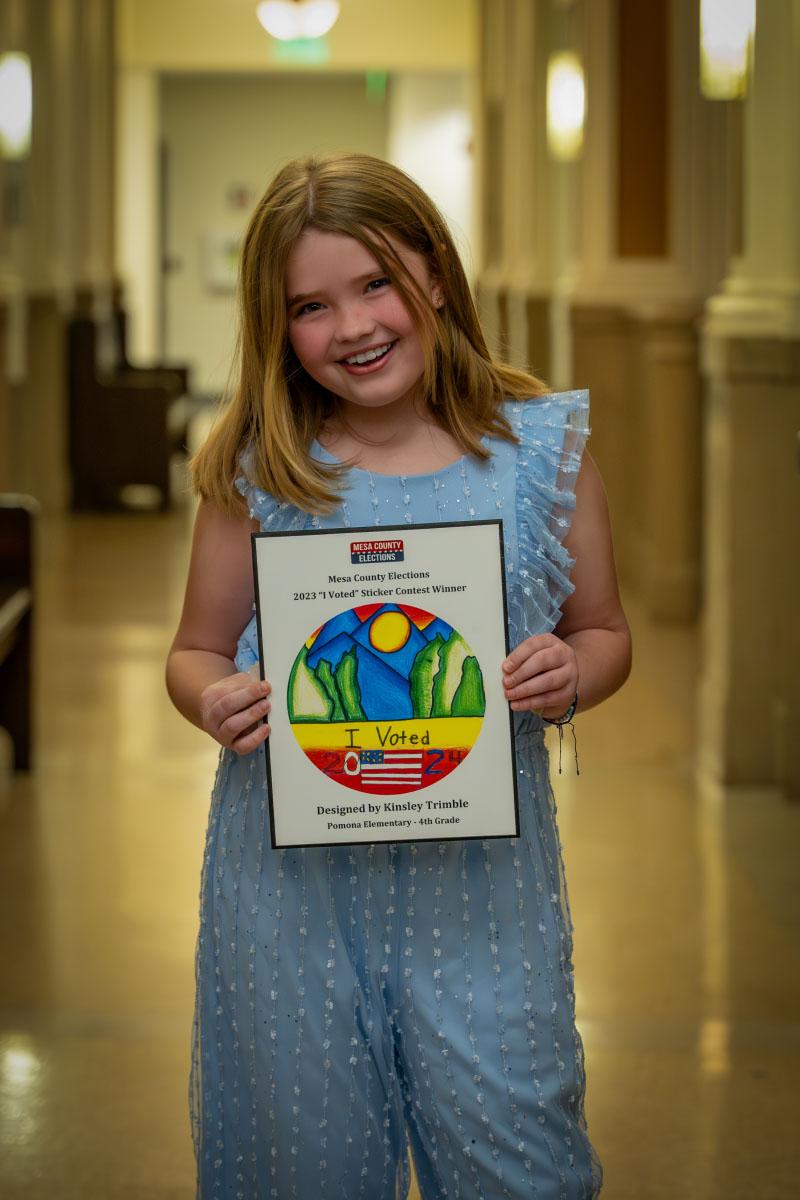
[546,52,585,162]
[700,0,756,99]
[256,0,341,42]
[0,53,32,160]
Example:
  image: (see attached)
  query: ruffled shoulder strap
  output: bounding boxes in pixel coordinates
[234,451,309,533]
[233,453,312,673]
[509,389,590,638]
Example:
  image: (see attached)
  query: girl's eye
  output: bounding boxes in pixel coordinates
[366,277,390,293]
[296,301,323,316]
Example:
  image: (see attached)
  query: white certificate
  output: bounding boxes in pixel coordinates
[252,521,518,848]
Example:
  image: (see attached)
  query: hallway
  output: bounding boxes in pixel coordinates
[1,499,798,1199]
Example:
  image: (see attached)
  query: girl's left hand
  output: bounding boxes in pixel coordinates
[502,633,578,718]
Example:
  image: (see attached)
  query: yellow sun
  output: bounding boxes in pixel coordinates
[369,611,411,654]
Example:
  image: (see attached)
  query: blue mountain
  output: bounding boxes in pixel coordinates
[308,609,361,656]
[350,615,429,680]
[354,645,414,720]
[421,617,456,645]
[307,632,359,674]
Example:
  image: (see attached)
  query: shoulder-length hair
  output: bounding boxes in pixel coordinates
[191,152,548,514]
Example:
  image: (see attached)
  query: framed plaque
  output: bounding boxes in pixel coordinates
[252,520,518,848]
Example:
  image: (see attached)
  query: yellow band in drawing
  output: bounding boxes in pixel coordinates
[290,716,484,752]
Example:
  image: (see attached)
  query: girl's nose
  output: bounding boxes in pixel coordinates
[334,302,376,347]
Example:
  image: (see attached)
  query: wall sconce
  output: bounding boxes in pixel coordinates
[547,52,585,162]
[256,0,340,41]
[0,52,32,160]
[700,0,756,99]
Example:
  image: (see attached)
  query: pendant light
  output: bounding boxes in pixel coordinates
[256,0,341,42]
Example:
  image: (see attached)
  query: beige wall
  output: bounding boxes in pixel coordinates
[386,72,477,279]
[160,73,389,394]
[117,0,476,73]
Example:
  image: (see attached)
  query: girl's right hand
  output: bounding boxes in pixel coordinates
[199,673,272,755]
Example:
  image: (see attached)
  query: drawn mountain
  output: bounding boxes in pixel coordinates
[408,633,444,719]
[451,656,485,716]
[289,604,485,724]
[307,631,364,675]
[334,647,366,720]
[431,630,469,716]
[350,614,429,679]
[287,646,334,722]
[408,630,486,719]
[421,617,455,643]
[309,608,361,653]
[315,658,345,721]
[288,643,367,723]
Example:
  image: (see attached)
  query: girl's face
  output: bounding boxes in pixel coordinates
[285,229,439,413]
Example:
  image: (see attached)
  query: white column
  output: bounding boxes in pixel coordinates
[476,0,508,354]
[115,69,160,362]
[74,0,115,314]
[704,0,800,340]
[86,0,115,300]
[503,0,552,372]
[700,0,800,792]
[49,0,80,308]
[0,0,29,383]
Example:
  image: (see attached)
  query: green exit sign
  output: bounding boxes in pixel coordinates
[270,37,330,64]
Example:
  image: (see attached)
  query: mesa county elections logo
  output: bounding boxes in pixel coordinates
[287,603,485,795]
[350,538,403,564]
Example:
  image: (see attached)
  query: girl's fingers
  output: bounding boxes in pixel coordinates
[504,665,571,701]
[220,697,271,741]
[502,635,553,674]
[231,720,271,755]
[214,680,270,717]
[510,689,571,712]
[502,647,565,689]
[201,677,272,748]
[510,696,573,710]
[503,662,573,700]
[205,681,269,728]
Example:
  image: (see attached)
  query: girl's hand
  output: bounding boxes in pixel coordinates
[199,673,272,754]
[502,633,578,718]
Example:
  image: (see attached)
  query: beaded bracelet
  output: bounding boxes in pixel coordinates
[542,692,578,726]
[541,693,579,775]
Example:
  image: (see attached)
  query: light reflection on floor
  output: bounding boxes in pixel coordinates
[0,505,798,1199]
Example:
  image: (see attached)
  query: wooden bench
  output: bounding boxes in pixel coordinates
[68,314,193,510]
[0,495,37,771]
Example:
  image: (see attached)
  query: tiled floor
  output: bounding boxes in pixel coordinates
[1,503,798,1198]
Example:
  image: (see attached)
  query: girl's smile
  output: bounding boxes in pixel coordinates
[286,230,436,411]
[338,339,397,373]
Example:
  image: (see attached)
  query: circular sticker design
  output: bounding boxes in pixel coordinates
[287,603,485,794]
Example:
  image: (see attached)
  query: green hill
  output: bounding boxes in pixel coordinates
[409,634,444,719]
[451,656,485,717]
[287,645,332,722]
[334,647,366,721]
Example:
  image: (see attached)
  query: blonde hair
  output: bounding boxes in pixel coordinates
[192,152,548,514]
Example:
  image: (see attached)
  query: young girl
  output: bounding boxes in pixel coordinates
[167,152,631,1200]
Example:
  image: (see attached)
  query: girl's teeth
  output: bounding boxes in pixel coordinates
[345,343,392,365]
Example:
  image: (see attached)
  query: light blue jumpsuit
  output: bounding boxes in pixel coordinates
[191,392,602,1199]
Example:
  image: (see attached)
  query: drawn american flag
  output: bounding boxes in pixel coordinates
[360,750,423,786]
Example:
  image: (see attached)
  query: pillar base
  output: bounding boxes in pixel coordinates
[699,332,800,793]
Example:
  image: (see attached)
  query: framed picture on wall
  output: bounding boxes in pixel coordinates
[201,231,241,291]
